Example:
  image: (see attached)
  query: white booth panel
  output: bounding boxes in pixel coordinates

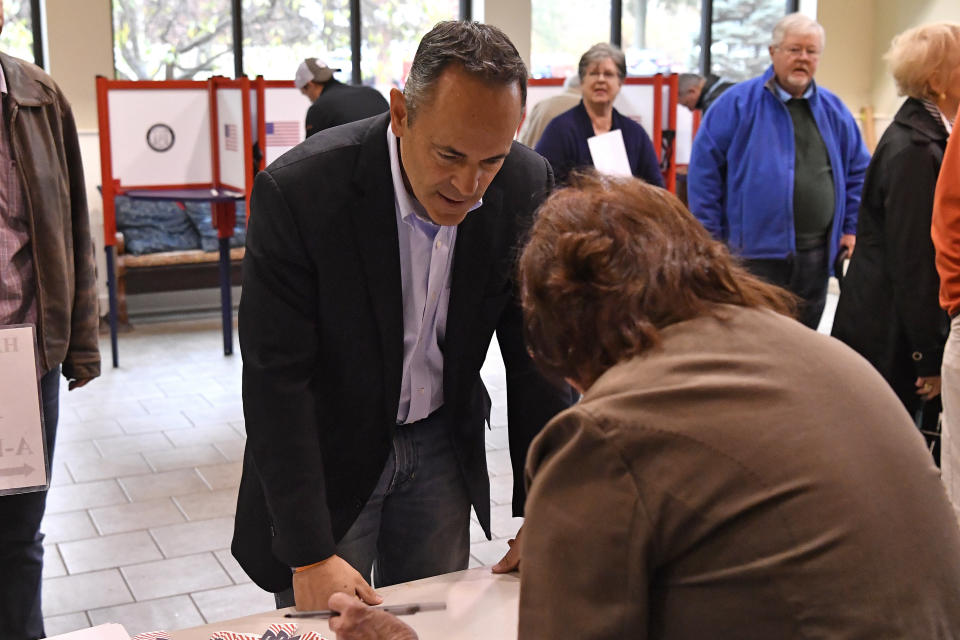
[216,87,247,190]
[108,89,212,187]
[264,87,307,166]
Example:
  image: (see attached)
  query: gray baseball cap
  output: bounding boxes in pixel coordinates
[294,58,342,89]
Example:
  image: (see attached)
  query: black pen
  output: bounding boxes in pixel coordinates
[285,601,446,619]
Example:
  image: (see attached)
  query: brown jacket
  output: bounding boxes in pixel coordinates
[1,52,99,380]
[520,306,960,639]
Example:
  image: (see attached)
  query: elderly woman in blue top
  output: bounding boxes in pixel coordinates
[535,43,664,187]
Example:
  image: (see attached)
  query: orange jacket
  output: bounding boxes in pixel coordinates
[933,105,960,316]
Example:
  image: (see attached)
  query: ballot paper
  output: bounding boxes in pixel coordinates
[587,129,633,177]
[0,325,48,495]
[46,623,131,639]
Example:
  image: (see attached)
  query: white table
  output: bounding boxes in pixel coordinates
[169,568,519,639]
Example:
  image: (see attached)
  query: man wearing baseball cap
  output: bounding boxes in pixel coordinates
[295,57,388,137]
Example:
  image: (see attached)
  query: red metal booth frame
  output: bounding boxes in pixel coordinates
[96,76,260,367]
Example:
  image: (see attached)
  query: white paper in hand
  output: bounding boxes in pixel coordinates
[587,129,632,177]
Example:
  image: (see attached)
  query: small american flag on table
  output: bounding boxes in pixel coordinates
[265,121,300,147]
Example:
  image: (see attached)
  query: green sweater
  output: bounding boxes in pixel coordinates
[787,98,835,250]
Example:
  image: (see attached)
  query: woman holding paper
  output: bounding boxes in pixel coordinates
[535,43,663,187]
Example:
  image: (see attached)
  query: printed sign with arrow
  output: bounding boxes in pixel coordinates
[0,325,48,494]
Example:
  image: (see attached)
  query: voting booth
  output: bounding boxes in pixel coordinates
[526,74,684,192]
[256,79,306,166]
[96,76,309,367]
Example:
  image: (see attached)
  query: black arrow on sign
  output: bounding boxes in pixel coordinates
[0,464,34,477]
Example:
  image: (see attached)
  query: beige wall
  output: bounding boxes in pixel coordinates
[477,0,532,69]
[41,0,115,308]
[870,0,960,118]
[819,0,960,125]
[816,0,876,116]
[45,0,114,130]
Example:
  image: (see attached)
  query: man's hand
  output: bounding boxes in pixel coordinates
[916,375,942,401]
[292,555,382,611]
[491,525,522,574]
[68,377,94,391]
[327,593,419,640]
[839,233,856,258]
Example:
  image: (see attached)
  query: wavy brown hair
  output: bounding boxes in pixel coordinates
[519,172,796,389]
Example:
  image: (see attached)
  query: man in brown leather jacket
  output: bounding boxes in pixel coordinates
[0,6,100,638]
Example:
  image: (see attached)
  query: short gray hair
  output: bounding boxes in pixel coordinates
[772,13,826,50]
[578,43,627,82]
[403,21,528,124]
[678,73,704,94]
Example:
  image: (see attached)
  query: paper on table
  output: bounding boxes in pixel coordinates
[46,623,131,640]
[0,325,48,494]
[587,129,632,177]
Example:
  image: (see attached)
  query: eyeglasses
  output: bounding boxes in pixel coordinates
[585,70,620,80]
[779,45,821,59]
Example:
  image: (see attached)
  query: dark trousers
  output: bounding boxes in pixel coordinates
[275,409,471,608]
[0,367,60,640]
[744,244,829,330]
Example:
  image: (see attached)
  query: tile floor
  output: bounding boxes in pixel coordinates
[40,315,519,637]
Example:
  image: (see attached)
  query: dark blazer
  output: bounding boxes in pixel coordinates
[534,101,664,187]
[304,79,389,137]
[832,97,949,411]
[233,112,572,591]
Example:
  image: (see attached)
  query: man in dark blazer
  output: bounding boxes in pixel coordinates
[233,21,572,611]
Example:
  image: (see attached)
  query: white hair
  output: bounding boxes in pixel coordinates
[772,13,826,50]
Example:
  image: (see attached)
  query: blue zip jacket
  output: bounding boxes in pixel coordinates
[688,66,870,271]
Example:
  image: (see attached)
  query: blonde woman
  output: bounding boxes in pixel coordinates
[832,23,959,460]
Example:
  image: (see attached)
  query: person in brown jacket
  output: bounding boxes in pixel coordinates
[0,7,100,638]
[324,174,960,639]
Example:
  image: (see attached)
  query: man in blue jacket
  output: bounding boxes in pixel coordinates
[688,13,870,329]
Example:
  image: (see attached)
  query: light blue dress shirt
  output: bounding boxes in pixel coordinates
[772,79,815,102]
[387,128,482,424]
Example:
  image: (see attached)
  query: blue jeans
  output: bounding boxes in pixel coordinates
[276,409,471,607]
[0,367,60,640]
[744,244,829,330]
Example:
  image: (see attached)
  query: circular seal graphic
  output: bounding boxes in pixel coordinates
[146,123,175,152]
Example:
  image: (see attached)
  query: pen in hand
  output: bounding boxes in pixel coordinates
[285,601,446,619]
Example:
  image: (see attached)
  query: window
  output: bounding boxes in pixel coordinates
[360,0,460,91]
[622,0,701,74]
[709,0,785,80]
[112,0,235,80]
[242,0,352,82]
[531,0,611,79]
[0,0,35,63]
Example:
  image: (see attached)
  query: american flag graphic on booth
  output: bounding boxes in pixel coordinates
[266,121,300,147]
[224,123,239,151]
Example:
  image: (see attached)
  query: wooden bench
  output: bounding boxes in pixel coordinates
[113,231,244,325]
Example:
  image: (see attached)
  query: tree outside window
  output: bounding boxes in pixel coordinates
[622,0,700,75]
[242,0,352,82]
[0,0,34,63]
[709,0,784,81]
[530,0,610,79]
[360,0,459,92]
[113,0,235,79]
